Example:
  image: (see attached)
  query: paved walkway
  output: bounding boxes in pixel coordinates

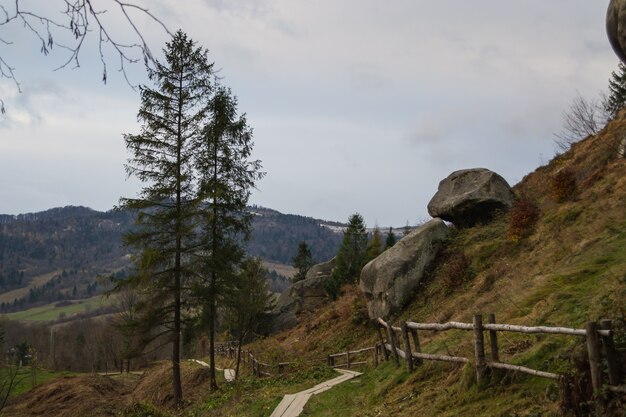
[269,369,362,417]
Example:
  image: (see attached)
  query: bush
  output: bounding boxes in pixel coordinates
[551,169,577,203]
[439,249,473,293]
[507,197,540,241]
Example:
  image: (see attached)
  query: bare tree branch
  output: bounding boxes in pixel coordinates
[0,0,171,113]
[553,91,609,152]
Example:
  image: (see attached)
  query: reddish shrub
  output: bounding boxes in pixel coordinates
[507,197,540,241]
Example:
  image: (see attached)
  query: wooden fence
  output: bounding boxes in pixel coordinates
[376,314,625,414]
[220,346,377,378]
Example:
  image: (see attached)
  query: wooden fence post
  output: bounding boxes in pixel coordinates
[410,329,422,365]
[600,319,622,386]
[585,321,605,415]
[387,324,400,367]
[347,350,351,369]
[373,343,379,368]
[376,325,389,361]
[488,313,500,363]
[402,322,414,372]
[473,314,486,386]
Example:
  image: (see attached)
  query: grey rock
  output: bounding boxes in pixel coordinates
[607,0,626,63]
[360,219,450,320]
[427,168,514,227]
[266,258,335,333]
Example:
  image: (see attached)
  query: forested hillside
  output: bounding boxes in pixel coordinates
[0,206,344,313]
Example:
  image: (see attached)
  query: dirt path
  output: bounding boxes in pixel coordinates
[269,369,362,417]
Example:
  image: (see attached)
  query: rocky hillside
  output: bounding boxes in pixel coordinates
[231,110,626,416]
[5,113,625,417]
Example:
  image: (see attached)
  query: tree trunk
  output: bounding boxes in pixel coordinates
[208,277,218,391]
[235,333,244,380]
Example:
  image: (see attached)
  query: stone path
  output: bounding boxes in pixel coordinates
[269,369,362,417]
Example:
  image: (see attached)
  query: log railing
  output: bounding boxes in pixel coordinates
[376,314,625,413]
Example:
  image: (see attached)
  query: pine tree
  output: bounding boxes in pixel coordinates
[227,258,275,379]
[326,213,368,299]
[193,85,264,390]
[118,30,213,404]
[385,227,396,249]
[292,241,314,283]
[605,62,626,119]
[366,226,383,261]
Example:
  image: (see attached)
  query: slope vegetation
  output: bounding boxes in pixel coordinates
[236,111,626,416]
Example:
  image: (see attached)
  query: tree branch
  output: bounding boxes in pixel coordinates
[0,0,170,113]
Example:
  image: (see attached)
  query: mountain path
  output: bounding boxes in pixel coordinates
[269,369,362,417]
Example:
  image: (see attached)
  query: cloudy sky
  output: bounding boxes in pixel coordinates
[0,0,619,226]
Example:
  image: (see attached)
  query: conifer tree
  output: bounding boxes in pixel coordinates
[605,62,626,119]
[118,30,213,405]
[366,226,383,261]
[326,213,368,298]
[384,227,396,249]
[226,258,274,379]
[292,241,314,283]
[193,85,264,390]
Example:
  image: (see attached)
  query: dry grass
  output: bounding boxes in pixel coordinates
[0,270,61,304]
[4,374,132,417]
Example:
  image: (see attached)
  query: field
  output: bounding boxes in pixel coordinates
[5,296,113,322]
[0,271,61,305]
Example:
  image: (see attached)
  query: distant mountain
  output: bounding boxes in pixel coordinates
[0,205,344,313]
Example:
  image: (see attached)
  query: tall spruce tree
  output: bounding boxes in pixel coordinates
[194,85,264,390]
[326,213,368,299]
[605,62,626,119]
[292,241,314,283]
[119,30,213,405]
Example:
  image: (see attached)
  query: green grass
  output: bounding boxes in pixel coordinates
[1,366,76,397]
[183,365,338,417]
[5,296,112,322]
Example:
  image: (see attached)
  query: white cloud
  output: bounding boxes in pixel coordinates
[0,0,620,225]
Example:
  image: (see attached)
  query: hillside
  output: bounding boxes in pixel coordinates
[4,114,625,417]
[191,110,626,416]
[0,206,344,314]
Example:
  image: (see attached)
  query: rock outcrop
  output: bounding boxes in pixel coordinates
[607,0,626,63]
[427,168,514,227]
[360,219,450,319]
[266,258,335,333]
[619,136,626,158]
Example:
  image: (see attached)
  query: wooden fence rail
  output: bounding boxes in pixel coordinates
[377,314,625,416]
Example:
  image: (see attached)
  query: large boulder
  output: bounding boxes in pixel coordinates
[427,168,514,227]
[360,219,450,319]
[607,0,626,63]
[266,258,335,333]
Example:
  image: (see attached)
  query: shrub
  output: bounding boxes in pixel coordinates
[439,249,473,293]
[507,197,540,241]
[551,169,577,203]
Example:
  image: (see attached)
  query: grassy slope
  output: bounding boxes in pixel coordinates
[0,271,61,305]
[5,295,112,321]
[202,112,625,416]
[8,114,624,417]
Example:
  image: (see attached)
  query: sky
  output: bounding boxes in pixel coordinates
[0,0,620,227]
